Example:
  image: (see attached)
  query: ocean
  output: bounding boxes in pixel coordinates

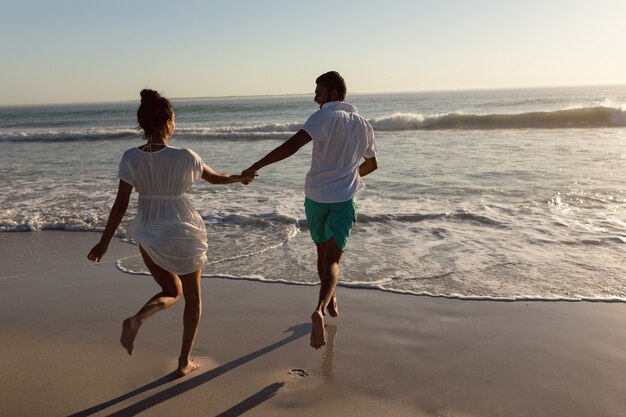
[1,86,625,301]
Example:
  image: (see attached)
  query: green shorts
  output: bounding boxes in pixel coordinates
[304,197,357,252]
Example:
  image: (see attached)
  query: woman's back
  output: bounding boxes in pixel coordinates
[119,145,208,275]
[119,146,203,197]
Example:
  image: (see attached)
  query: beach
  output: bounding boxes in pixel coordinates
[1,231,625,416]
[1,87,625,416]
[2,0,626,413]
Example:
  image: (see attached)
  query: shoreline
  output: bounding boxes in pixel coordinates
[1,231,626,416]
[115,234,626,303]
[117,266,626,303]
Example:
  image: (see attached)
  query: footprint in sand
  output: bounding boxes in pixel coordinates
[288,368,310,378]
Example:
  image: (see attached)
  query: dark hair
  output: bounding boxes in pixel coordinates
[316,71,347,101]
[137,89,175,142]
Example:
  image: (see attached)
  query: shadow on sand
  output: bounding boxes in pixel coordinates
[69,323,310,417]
[214,382,285,417]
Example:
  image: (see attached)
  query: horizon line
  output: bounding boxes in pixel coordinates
[2,82,625,108]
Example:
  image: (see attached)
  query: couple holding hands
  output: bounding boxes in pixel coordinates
[87,71,378,377]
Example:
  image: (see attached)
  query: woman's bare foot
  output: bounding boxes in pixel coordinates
[327,293,339,317]
[120,318,140,355]
[176,358,201,377]
[310,310,326,349]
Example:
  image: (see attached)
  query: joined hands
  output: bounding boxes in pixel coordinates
[240,167,258,185]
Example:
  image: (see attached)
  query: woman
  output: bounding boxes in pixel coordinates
[88,89,254,377]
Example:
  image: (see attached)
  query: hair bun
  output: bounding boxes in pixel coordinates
[140,89,161,104]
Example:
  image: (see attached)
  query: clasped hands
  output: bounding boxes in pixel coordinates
[240,166,259,185]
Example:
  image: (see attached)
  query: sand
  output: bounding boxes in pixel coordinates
[1,231,626,416]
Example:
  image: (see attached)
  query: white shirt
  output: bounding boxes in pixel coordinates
[118,146,208,274]
[301,101,377,203]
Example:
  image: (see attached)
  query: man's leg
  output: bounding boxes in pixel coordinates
[311,238,343,349]
[316,243,339,317]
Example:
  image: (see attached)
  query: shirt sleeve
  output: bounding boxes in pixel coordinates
[301,110,329,142]
[118,150,136,186]
[363,122,378,158]
[188,149,204,182]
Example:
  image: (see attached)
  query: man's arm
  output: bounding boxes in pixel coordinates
[359,156,378,177]
[243,129,312,176]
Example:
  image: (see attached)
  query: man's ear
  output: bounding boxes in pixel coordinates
[330,89,340,101]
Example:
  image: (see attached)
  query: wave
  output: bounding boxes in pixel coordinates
[0,123,301,142]
[0,223,104,233]
[355,211,507,228]
[0,128,139,142]
[369,106,626,130]
[175,123,302,140]
[3,106,625,142]
[0,209,529,232]
[0,210,299,233]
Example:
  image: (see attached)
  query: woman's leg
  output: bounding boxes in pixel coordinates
[176,269,202,376]
[120,246,182,355]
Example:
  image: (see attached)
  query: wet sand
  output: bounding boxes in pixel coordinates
[1,231,626,416]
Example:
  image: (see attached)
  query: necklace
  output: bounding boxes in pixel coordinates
[141,142,167,152]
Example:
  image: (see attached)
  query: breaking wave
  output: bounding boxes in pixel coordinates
[2,106,625,142]
[370,106,626,130]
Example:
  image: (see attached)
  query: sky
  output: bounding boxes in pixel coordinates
[1,0,625,105]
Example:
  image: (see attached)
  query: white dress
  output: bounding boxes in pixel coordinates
[118,146,208,275]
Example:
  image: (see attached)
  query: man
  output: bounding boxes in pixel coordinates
[243,71,378,349]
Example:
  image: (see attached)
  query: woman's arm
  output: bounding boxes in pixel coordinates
[87,180,133,262]
[202,164,255,184]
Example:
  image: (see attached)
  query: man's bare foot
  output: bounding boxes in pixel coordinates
[176,358,201,377]
[310,310,326,349]
[120,318,140,355]
[327,293,339,317]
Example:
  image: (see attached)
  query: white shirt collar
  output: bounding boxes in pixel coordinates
[321,101,358,113]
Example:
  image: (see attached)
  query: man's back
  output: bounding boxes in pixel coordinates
[302,101,377,203]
